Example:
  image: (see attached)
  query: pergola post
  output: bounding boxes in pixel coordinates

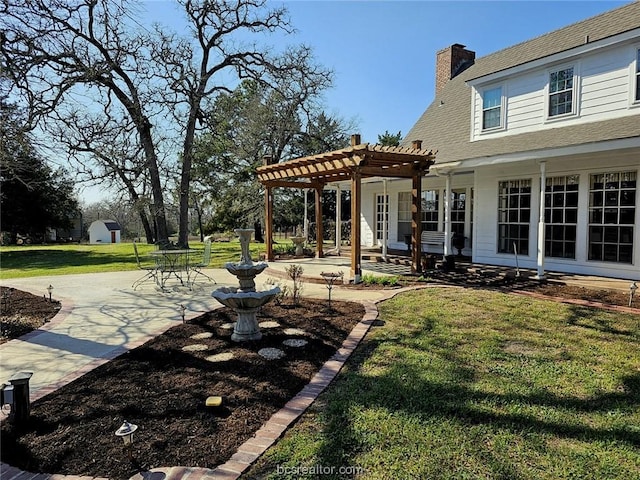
[411,172,423,274]
[351,169,362,282]
[263,155,275,262]
[264,186,274,262]
[315,186,324,258]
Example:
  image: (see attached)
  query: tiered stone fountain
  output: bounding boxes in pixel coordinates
[212,229,280,342]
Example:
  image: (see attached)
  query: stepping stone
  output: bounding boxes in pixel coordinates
[259,321,280,329]
[182,344,208,352]
[258,347,285,360]
[190,332,213,340]
[220,322,235,330]
[283,328,307,336]
[283,339,307,348]
[205,352,234,363]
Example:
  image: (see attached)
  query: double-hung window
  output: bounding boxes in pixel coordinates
[397,192,412,242]
[545,175,579,259]
[548,67,575,117]
[482,87,502,130]
[421,190,439,232]
[498,179,531,255]
[588,171,636,263]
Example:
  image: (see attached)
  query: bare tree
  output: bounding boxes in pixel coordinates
[1,0,331,247]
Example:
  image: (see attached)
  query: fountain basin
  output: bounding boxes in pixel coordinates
[212,286,281,341]
[224,261,269,292]
[212,286,280,310]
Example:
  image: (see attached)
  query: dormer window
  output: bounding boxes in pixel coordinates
[548,66,575,117]
[482,87,502,130]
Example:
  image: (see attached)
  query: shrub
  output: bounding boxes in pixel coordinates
[361,273,400,287]
[285,264,304,305]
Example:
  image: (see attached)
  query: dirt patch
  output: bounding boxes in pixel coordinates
[0,298,364,480]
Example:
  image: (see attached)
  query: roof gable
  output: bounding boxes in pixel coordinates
[468,2,640,80]
[403,2,640,164]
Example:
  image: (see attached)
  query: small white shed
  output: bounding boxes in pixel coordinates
[89,220,121,244]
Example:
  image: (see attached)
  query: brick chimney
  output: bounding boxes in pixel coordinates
[435,44,475,94]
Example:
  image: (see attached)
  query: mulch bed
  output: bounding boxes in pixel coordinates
[0,298,364,480]
[0,287,61,344]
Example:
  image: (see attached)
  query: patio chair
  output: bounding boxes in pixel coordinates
[189,237,215,287]
[132,241,160,290]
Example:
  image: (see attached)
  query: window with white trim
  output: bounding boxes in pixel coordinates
[421,190,439,232]
[375,194,388,241]
[545,175,579,259]
[451,189,466,238]
[498,179,531,255]
[588,171,636,263]
[397,192,412,242]
[548,67,574,117]
[482,87,502,130]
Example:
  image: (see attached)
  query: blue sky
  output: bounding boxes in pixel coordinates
[82,0,630,203]
[276,0,629,143]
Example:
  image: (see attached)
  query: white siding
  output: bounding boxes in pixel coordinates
[472,42,640,140]
[471,151,640,279]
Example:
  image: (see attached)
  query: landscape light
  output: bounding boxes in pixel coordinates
[46,285,54,302]
[630,282,638,307]
[115,420,138,460]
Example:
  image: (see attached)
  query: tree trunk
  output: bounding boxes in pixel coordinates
[139,125,169,245]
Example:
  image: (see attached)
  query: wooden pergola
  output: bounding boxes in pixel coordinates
[257,135,437,279]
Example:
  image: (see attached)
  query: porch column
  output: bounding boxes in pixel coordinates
[411,172,423,274]
[304,188,309,242]
[265,186,274,261]
[382,179,388,261]
[351,169,362,282]
[315,186,324,258]
[535,161,546,280]
[444,173,452,257]
[335,185,342,255]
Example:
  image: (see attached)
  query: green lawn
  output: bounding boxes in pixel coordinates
[247,288,640,480]
[0,241,266,279]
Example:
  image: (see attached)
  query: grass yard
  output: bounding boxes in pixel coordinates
[0,241,266,279]
[247,287,640,480]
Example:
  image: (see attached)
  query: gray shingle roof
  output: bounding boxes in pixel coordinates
[403,1,640,165]
[103,221,121,231]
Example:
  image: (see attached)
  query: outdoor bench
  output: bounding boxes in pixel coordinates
[421,231,445,253]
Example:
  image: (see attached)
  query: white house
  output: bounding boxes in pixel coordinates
[258,3,639,281]
[88,220,121,244]
[351,2,640,281]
